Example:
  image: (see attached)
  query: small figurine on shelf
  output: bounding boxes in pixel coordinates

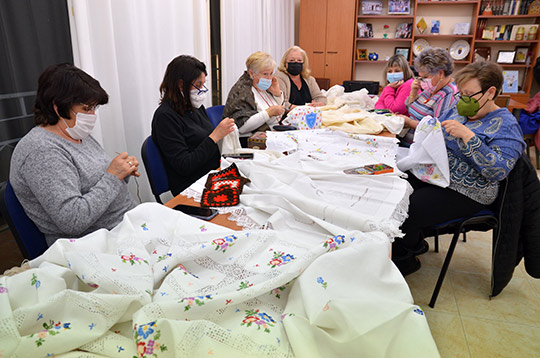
[481,3,493,15]
[368,52,379,61]
[383,24,390,39]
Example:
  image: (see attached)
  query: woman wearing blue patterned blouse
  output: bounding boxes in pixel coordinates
[393,61,526,276]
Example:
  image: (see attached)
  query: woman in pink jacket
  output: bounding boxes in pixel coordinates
[375,54,415,115]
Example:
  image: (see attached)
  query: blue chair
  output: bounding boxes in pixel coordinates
[206,105,225,128]
[0,181,48,259]
[141,136,170,203]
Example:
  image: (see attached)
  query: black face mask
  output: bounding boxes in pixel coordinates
[287,62,303,76]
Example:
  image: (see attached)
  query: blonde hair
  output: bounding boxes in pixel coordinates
[245,51,276,74]
[278,46,311,78]
[383,54,415,85]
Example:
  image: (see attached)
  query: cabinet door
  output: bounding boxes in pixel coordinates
[324,0,356,86]
[299,0,327,78]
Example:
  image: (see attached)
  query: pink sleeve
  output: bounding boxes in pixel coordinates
[374,78,413,115]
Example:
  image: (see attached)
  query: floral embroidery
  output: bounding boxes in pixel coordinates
[175,264,199,278]
[280,313,295,321]
[133,321,168,358]
[120,253,149,265]
[31,273,41,289]
[317,277,328,289]
[0,283,7,294]
[268,251,295,268]
[211,235,237,253]
[323,235,345,252]
[238,281,253,290]
[199,224,208,232]
[141,223,149,231]
[156,253,172,262]
[414,308,424,316]
[240,309,275,333]
[180,295,213,311]
[29,321,71,347]
[269,286,287,299]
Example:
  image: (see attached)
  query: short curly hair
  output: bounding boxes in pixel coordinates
[414,47,454,76]
[34,63,108,126]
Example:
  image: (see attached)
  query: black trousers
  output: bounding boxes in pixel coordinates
[393,174,487,258]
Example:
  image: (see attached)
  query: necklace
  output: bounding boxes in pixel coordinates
[253,86,276,108]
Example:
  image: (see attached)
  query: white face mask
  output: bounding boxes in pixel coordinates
[63,112,97,140]
[190,89,206,109]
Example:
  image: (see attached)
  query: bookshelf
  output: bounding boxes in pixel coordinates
[350,0,540,98]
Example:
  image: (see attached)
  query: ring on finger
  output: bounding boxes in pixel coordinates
[128,161,133,166]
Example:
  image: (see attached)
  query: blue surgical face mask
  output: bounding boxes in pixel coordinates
[257,77,272,91]
[387,72,404,84]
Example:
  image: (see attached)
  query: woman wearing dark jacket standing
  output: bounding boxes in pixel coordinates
[151,55,235,196]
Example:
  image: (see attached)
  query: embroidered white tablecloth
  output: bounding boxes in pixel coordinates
[0,130,440,357]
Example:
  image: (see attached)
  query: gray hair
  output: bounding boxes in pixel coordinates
[414,47,454,76]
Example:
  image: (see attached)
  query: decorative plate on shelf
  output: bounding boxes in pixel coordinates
[413,39,430,57]
[449,40,470,60]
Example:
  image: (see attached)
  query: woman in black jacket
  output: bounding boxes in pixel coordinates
[151,55,235,195]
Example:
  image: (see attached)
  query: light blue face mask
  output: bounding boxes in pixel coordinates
[387,72,404,84]
[257,77,272,91]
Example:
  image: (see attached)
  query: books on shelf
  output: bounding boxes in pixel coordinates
[475,22,538,40]
[480,0,536,15]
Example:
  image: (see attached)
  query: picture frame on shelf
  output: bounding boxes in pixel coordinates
[357,49,368,61]
[430,20,440,34]
[395,23,412,39]
[453,23,471,35]
[388,0,410,15]
[502,70,519,93]
[496,50,516,64]
[514,47,529,64]
[395,47,410,60]
[474,46,491,62]
[361,0,383,15]
[358,23,374,38]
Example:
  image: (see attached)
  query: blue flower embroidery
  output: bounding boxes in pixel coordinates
[137,322,155,339]
[281,254,294,262]
[317,277,324,284]
[414,308,424,316]
[258,312,276,323]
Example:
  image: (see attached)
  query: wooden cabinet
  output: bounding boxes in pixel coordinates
[299,0,357,86]
[350,0,540,99]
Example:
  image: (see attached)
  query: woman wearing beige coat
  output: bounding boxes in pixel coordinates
[275,46,327,110]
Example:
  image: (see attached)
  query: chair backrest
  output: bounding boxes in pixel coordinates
[141,136,170,203]
[206,105,225,128]
[0,181,48,259]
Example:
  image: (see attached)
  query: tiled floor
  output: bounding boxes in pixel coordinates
[405,164,540,358]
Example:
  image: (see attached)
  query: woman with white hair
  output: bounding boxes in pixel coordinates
[223,51,285,145]
[275,46,327,110]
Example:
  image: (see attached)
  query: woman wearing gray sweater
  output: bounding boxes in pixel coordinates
[9,64,138,245]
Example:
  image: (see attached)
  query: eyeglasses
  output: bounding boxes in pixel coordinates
[454,90,483,102]
[78,103,100,113]
[192,83,209,95]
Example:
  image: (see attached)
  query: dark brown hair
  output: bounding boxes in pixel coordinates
[34,63,108,125]
[454,61,504,98]
[159,55,207,115]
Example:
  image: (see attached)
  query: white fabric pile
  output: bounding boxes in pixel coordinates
[0,204,438,357]
[0,130,441,357]
[319,86,404,135]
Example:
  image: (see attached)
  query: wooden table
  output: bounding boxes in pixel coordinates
[164,195,243,230]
